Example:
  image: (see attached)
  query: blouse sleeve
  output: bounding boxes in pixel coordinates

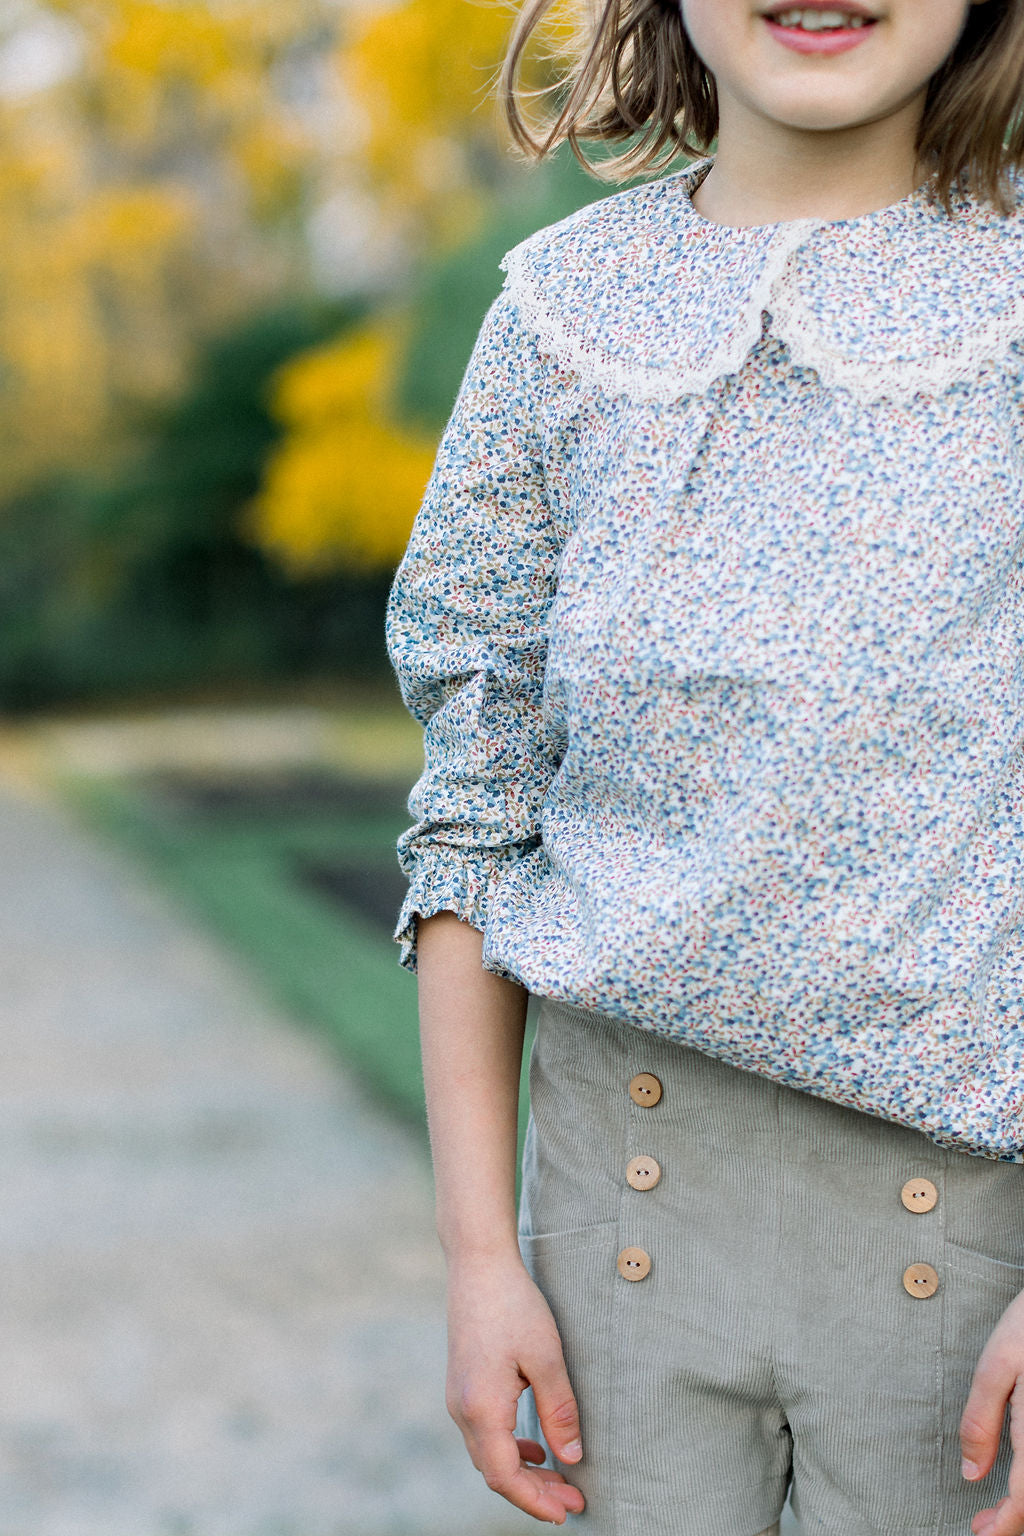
[386,286,566,973]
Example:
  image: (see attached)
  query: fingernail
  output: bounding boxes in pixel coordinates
[962,1458,980,1480]
[562,1439,582,1462]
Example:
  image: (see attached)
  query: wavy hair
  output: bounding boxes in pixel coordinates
[499,0,1024,210]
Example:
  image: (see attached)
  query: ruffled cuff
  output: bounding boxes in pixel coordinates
[393,844,523,973]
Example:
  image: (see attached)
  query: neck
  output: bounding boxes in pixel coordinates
[692,95,926,228]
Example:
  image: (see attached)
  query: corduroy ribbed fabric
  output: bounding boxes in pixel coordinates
[517,997,1024,1536]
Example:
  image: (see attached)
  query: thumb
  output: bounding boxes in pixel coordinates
[961,1352,1013,1482]
[530,1354,583,1467]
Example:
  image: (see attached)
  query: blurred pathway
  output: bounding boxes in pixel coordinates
[0,778,533,1536]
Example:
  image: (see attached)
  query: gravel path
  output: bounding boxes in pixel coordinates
[0,760,798,1536]
[0,779,533,1536]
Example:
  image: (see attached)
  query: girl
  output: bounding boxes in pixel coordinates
[386,2,1024,1532]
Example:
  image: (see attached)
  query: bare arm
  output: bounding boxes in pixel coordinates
[417,912,585,1524]
[418,910,527,1263]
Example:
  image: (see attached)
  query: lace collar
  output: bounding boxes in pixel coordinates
[499,157,1024,404]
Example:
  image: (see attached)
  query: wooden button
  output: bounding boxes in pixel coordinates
[617,1246,652,1281]
[902,1262,940,1298]
[901,1178,938,1214]
[629,1073,662,1107]
[626,1155,662,1191]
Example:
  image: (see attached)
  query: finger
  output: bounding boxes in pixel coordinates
[530,1354,583,1465]
[985,1485,1024,1536]
[512,1437,583,1486]
[971,1493,1024,1536]
[963,1352,1016,1482]
[973,1495,1007,1536]
[470,1427,585,1523]
[515,1437,548,1464]
[515,1438,581,1488]
[973,1381,1024,1536]
[447,1375,583,1518]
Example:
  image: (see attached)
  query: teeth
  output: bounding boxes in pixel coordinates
[772,8,868,27]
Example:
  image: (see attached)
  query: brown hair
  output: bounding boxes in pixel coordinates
[500,0,1024,211]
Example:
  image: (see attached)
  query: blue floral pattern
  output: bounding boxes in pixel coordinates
[386,156,1024,1161]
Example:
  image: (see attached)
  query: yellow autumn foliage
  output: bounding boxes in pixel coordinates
[70,184,196,271]
[245,325,436,573]
[93,0,319,214]
[272,329,395,428]
[0,87,204,482]
[104,0,235,83]
[0,0,326,496]
[345,0,513,197]
[342,0,575,227]
[248,0,575,575]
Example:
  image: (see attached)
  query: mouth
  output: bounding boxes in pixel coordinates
[760,4,878,52]
[760,4,878,30]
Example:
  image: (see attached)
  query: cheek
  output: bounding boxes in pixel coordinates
[894,0,977,88]
[677,0,732,75]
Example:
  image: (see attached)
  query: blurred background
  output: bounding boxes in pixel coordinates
[0,1,612,1531]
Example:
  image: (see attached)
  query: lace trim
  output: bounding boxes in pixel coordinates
[501,219,818,402]
[502,221,1024,405]
[770,277,1024,404]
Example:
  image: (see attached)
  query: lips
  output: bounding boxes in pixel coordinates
[760,5,878,53]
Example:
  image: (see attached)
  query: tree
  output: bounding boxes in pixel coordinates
[244,321,437,574]
[247,0,600,577]
[0,297,398,710]
[0,0,330,497]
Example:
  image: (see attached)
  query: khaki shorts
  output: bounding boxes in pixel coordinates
[517,997,1024,1536]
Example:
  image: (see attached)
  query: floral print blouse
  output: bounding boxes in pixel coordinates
[386,155,1024,1161]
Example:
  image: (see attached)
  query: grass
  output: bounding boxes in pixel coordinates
[57,764,428,1126]
[51,735,535,1155]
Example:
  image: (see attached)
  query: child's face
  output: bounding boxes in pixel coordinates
[680,0,991,141]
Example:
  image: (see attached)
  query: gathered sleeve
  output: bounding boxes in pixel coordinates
[386,287,566,973]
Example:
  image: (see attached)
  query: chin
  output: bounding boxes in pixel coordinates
[753,85,897,134]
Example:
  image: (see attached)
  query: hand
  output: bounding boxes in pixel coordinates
[961,1287,1024,1535]
[445,1251,586,1525]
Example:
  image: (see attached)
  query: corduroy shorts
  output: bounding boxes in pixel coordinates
[516,996,1024,1536]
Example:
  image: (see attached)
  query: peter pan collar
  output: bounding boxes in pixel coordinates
[499,156,1024,404]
